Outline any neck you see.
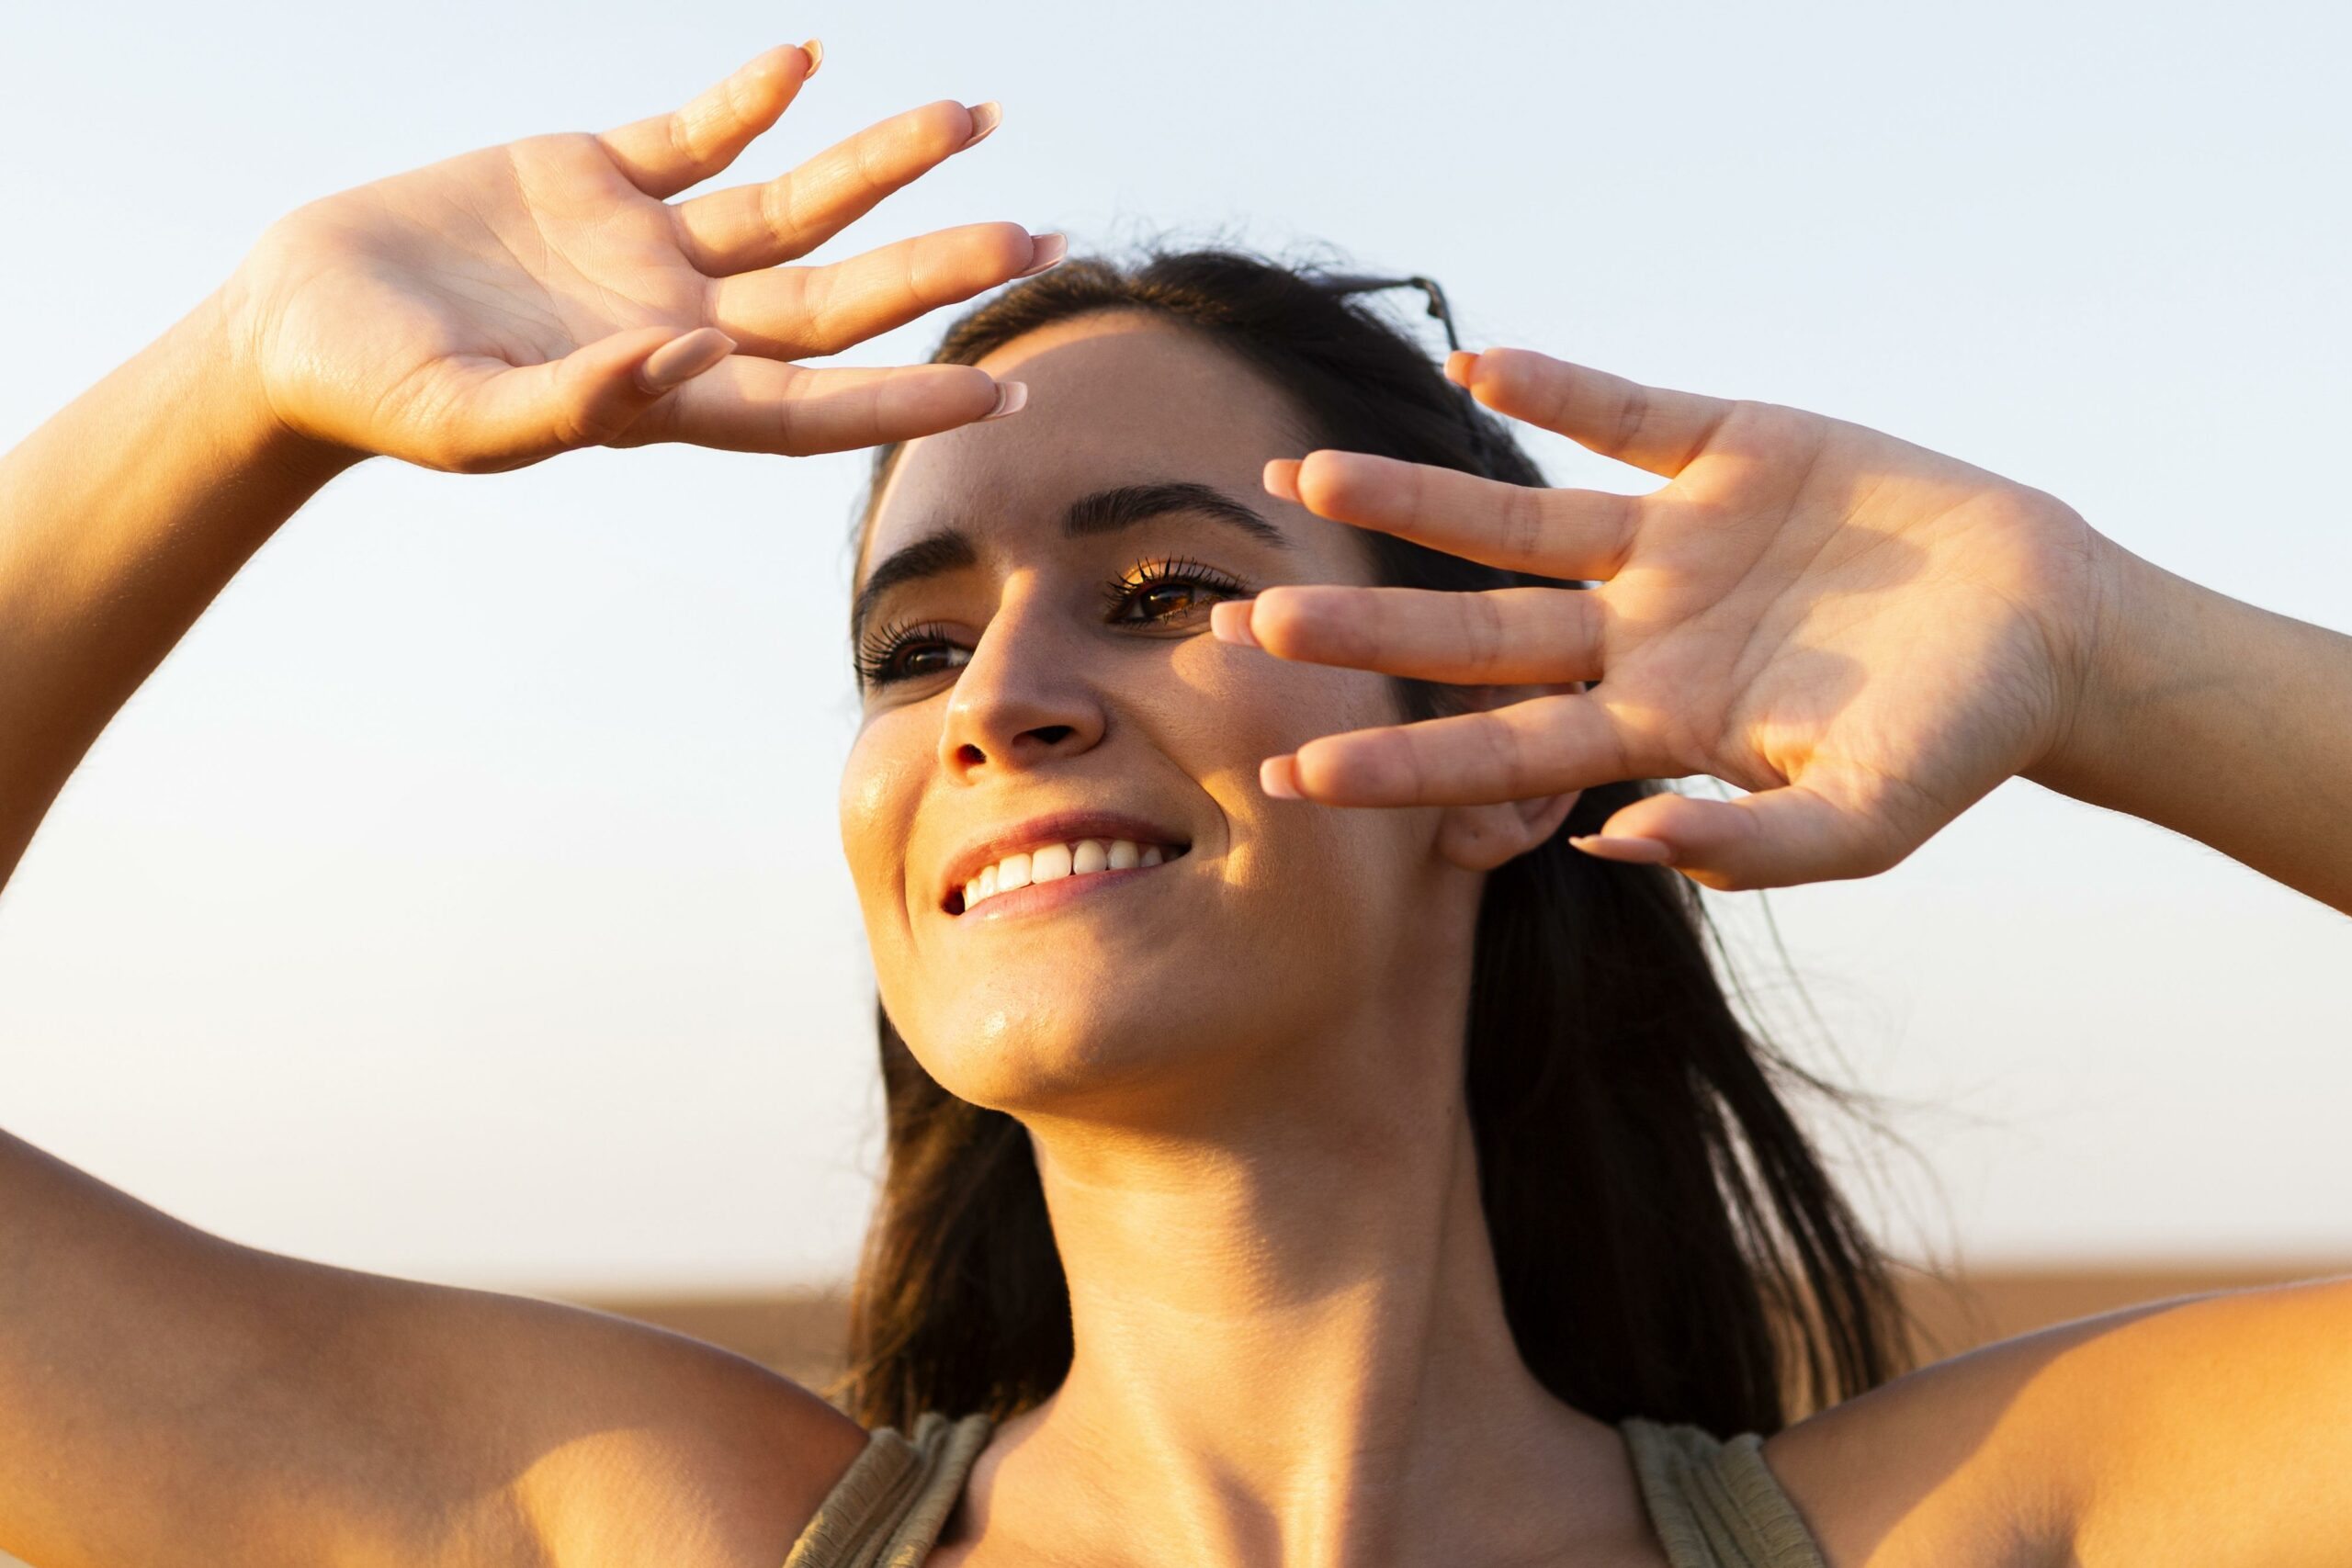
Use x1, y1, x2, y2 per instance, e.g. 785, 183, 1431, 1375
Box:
967, 931, 1648, 1566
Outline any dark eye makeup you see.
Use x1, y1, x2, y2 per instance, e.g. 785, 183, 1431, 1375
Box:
855, 556, 1252, 690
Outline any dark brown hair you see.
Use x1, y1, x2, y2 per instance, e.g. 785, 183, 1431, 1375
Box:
828, 248, 1911, 1438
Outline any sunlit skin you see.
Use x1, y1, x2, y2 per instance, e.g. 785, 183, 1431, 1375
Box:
227, 41, 1050, 475
5, 40, 2352, 1568
841, 313, 2352, 1566
841, 314, 1613, 1565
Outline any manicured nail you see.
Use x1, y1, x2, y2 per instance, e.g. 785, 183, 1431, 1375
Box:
800, 39, 823, 77
1567, 834, 1675, 864
1015, 231, 1067, 277
1261, 755, 1304, 800
979, 380, 1028, 422
960, 101, 1002, 152
1210, 600, 1260, 648
637, 328, 736, 393
1262, 458, 1303, 502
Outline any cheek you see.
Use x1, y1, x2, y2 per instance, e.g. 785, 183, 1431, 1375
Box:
1167, 623, 1401, 744
838, 709, 934, 919
1163, 632, 1423, 890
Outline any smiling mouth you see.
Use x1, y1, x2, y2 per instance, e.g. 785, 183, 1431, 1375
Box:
949, 836, 1191, 916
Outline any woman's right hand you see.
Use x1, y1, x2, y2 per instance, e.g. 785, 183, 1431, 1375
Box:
217, 42, 1047, 475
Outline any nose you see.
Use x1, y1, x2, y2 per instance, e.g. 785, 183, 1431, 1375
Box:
936, 581, 1106, 781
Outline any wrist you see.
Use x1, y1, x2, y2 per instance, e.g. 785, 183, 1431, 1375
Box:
2021, 531, 2173, 809
191, 271, 365, 493
2021, 536, 2260, 829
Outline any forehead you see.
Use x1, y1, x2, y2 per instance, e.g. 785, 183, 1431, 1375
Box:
859, 312, 1312, 579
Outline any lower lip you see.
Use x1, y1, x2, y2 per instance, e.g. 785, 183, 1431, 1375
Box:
954, 856, 1182, 922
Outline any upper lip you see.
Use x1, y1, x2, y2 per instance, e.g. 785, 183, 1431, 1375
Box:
937, 808, 1190, 908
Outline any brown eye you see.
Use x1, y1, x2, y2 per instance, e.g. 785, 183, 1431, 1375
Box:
856, 620, 969, 688
897, 643, 965, 677
1102, 557, 1249, 626
1135, 581, 1204, 618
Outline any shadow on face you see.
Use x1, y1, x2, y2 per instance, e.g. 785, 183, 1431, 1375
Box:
836, 313, 1487, 1126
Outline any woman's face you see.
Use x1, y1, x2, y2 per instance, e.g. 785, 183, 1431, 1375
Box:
840, 312, 1487, 1118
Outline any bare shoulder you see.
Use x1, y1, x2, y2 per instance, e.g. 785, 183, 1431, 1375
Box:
242, 1248, 874, 1567
1761, 1272, 2352, 1568
0, 1129, 872, 1568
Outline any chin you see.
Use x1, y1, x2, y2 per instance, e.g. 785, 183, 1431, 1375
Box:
889, 978, 1232, 1116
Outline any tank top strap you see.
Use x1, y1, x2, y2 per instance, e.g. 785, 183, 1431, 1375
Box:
781, 1409, 995, 1568
1620, 1416, 1828, 1568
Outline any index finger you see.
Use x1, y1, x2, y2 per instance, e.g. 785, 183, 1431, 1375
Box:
597, 42, 818, 200
618, 358, 1020, 457
1272, 450, 1638, 581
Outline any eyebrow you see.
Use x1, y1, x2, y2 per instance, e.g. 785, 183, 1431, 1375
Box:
850, 480, 1292, 648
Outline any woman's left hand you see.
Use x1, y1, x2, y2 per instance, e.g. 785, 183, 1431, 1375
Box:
1214, 346, 2124, 893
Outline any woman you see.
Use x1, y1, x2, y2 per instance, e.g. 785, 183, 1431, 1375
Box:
3, 43, 2346, 1568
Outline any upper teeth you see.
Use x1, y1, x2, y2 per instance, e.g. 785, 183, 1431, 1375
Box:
962, 838, 1169, 911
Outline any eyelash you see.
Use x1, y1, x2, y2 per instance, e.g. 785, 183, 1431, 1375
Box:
855, 556, 1251, 688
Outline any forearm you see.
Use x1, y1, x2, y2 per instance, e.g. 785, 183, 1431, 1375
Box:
0, 285, 356, 895
2028, 540, 2352, 916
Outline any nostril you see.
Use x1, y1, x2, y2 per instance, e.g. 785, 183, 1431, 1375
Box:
1028, 724, 1076, 746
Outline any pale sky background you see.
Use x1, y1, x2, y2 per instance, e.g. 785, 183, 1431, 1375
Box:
0, 0, 2346, 1295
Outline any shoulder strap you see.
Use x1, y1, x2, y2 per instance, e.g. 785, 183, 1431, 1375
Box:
1621, 1417, 1827, 1568
782, 1410, 995, 1568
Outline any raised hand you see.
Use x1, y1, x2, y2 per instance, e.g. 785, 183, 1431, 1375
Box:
1215, 347, 2123, 893
217, 43, 1051, 473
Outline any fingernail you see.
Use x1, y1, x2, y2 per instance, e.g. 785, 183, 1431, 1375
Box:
800, 38, 824, 77
1014, 231, 1067, 277
1262, 458, 1303, 502
637, 328, 736, 393
1210, 600, 1260, 648
1261, 755, 1304, 800
1567, 834, 1675, 864
960, 101, 1002, 152
1444, 349, 1479, 388
979, 380, 1028, 422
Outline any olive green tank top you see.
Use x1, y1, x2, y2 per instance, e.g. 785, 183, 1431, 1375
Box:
779, 1410, 1826, 1568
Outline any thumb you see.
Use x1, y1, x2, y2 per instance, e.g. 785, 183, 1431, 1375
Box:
427, 326, 736, 473
1570, 767, 1955, 892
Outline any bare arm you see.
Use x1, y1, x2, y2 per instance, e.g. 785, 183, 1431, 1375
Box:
0, 1127, 867, 1568
2025, 544, 2352, 916
1766, 1272, 2352, 1567
0, 289, 349, 896
1, 43, 1038, 1566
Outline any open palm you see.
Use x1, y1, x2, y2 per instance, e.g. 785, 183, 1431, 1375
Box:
220, 44, 1046, 473
1224, 347, 2120, 892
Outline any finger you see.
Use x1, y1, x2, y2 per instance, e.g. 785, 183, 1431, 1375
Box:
422, 326, 737, 473
1569, 764, 1962, 892
1449, 346, 1735, 479
673, 98, 1000, 275
1272, 449, 1639, 579
597, 43, 816, 200
708, 223, 1058, 358
1219, 584, 1603, 684
619, 356, 1023, 456
1273, 693, 1642, 808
